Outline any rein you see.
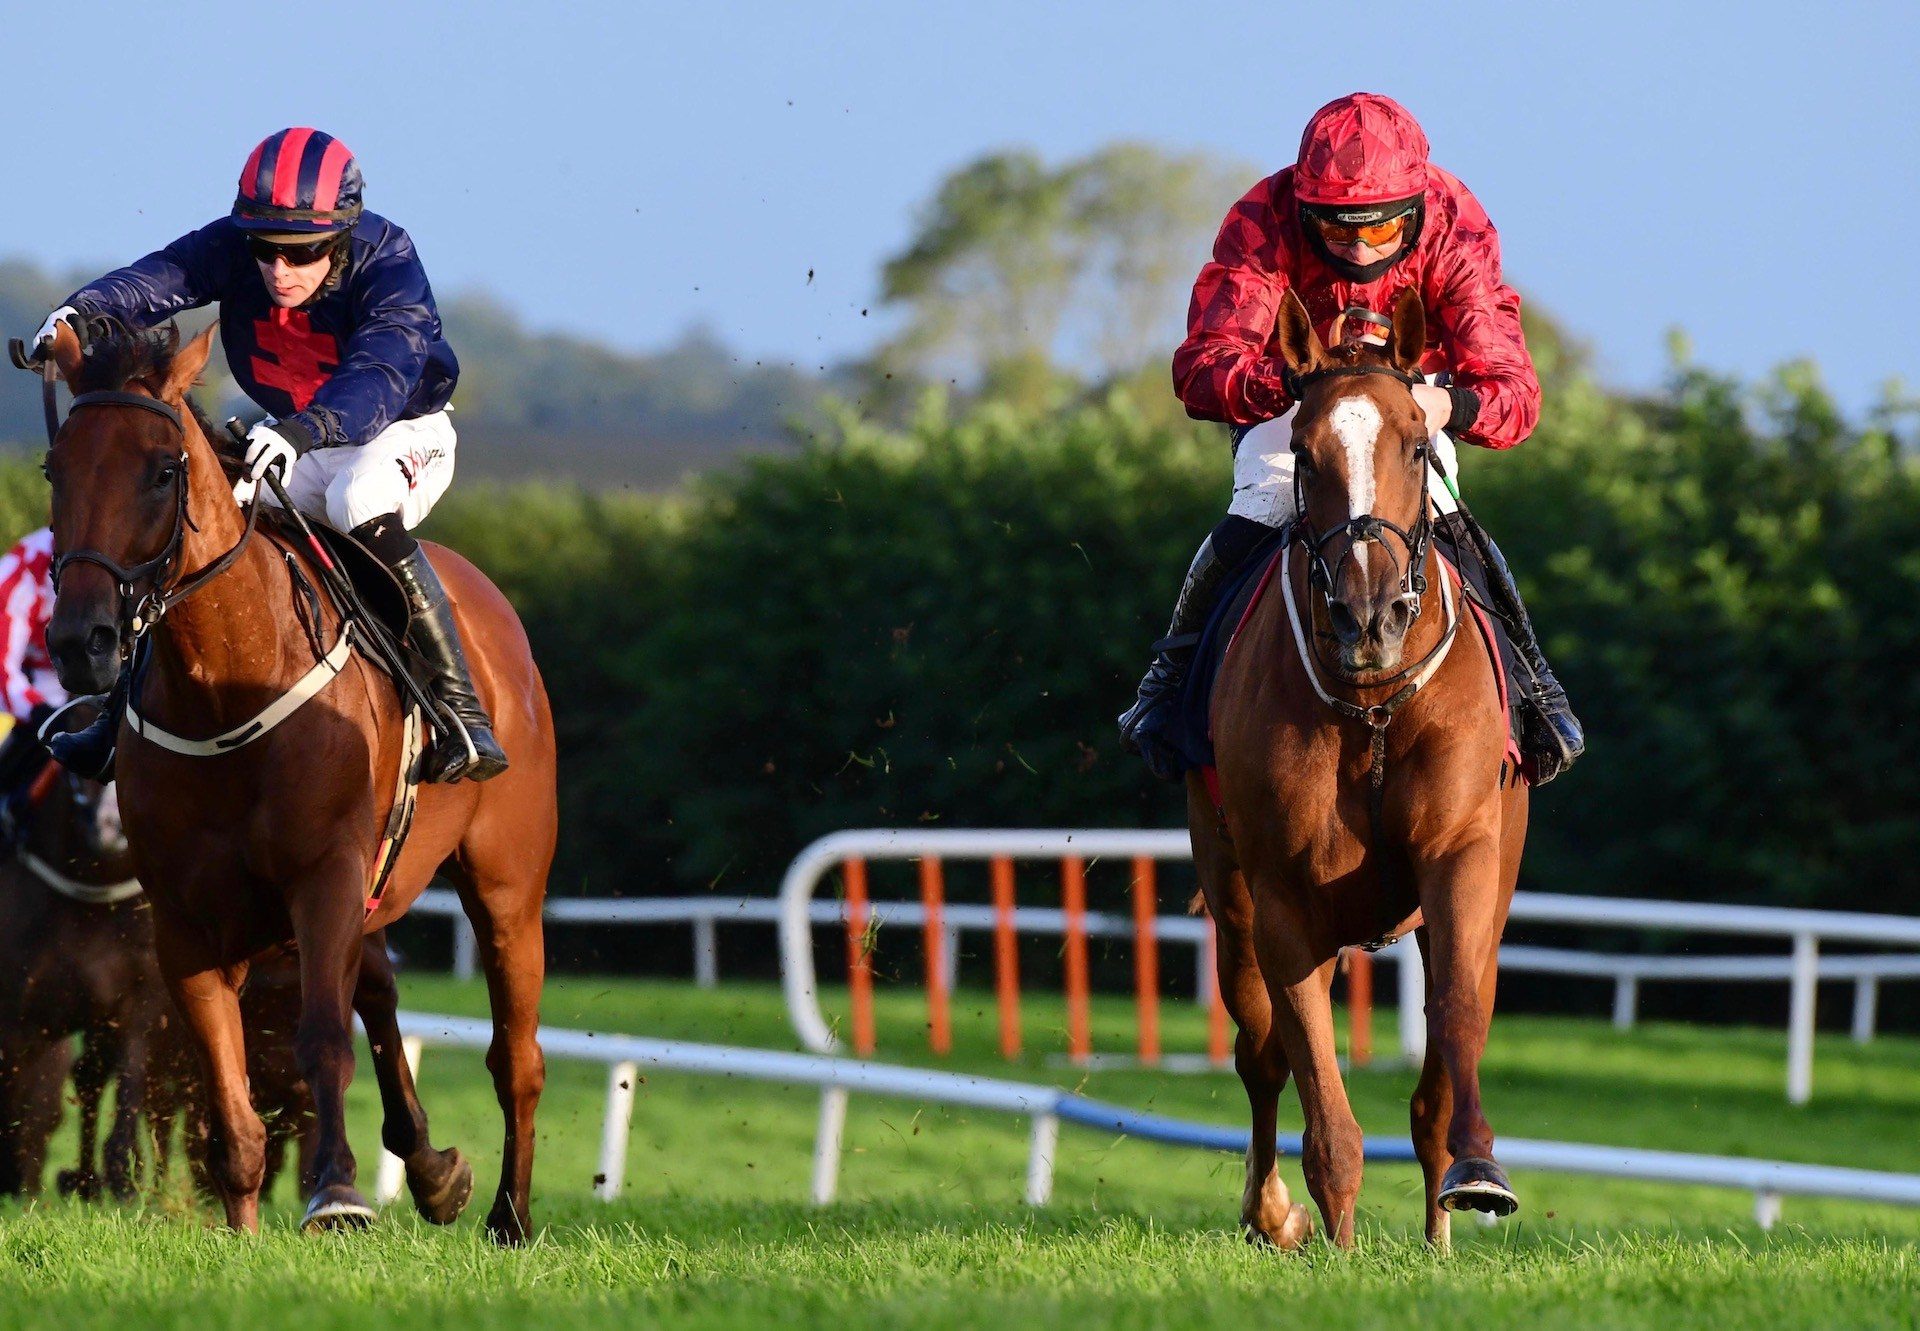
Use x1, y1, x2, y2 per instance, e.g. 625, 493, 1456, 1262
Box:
1281, 361, 1461, 846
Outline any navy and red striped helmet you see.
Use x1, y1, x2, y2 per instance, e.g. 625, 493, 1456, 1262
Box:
231, 127, 363, 237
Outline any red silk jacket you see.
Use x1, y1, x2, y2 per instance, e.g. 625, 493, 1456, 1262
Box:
1173, 165, 1541, 450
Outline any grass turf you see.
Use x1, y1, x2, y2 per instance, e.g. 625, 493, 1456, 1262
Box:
1, 974, 1915, 1329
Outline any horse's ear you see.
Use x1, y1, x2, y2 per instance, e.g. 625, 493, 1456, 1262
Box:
1388, 289, 1426, 374
160, 322, 217, 402
48, 321, 83, 386
1274, 289, 1326, 376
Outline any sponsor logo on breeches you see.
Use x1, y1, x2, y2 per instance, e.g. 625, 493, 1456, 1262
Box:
395, 446, 446, 492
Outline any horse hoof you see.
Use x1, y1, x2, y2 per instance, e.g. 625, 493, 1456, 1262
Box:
1243, 1200, 1314, 1251
485, 1198, 531, 1247
1438, 1156, 1518, 1216
301, 1185, 377, 1233
408, 1147, 474, 1225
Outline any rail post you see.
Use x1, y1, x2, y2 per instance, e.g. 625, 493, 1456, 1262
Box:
990, 857, 1022, 1059
1131, 856, 1161, 1066
693, 914, 719, 988
1612, 974, 1638, 1031
1852, 976, 1878, 1044
1788, 931, 1818, 1104
1025, 1112, 1059, 1206
1061, 857, 1091, 1063
812, 1086, 849, 1204
1396, 932, 1426, 1063
1346, 949, 1373, 1067
596, 1059, 640, 1200
453, 916, 477, 981
843, 859, 876, 1058
919, 857, 952, 1056
1203, 916, 1230, 1067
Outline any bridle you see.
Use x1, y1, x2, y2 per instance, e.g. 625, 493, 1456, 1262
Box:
1278, 360, 1464, 852
1285, 362, 1440, 649
31, 357, 260, 648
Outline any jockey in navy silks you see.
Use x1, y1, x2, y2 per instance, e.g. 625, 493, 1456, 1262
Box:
31, 127, 506, 784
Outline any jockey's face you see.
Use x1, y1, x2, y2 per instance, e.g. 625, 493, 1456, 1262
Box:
255, 250, 331, 308
1322, 231, 1405, 267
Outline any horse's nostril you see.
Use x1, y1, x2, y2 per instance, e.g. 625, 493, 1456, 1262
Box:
84, 625, 117, 661
1384, 599, 1412, 636
1327, 600, 1363, 645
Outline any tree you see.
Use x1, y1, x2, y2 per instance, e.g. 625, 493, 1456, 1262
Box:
874, 145, 1252, 407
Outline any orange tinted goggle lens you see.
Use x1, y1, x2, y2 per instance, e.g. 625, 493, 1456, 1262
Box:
1315, 214, 1409, 247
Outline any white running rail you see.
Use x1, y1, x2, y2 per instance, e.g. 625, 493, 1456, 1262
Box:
772, 829, 1920, 1104
388, 1009, 1920, 1230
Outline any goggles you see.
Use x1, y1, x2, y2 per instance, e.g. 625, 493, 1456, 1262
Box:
1309, 210, 1413, 249
245, 233, 342, 267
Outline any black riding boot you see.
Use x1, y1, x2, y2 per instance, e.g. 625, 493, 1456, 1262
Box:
388, 545, 509, 783
1118, 524, 1253, 781
1436, 512, 1584, 784
45, 668, 132, 782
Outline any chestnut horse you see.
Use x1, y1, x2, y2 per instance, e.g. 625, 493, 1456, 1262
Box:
37, 322, 556, 1242
1196, 290, 1526, 1251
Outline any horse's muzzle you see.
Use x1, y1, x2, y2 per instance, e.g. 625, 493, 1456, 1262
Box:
46, 591, 124, 697
1328, 590, 1415, 673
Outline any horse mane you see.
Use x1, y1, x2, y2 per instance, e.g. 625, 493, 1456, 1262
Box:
70, 319, 240, 469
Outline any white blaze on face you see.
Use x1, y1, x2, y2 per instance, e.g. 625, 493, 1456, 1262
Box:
1328, 395, 1383, 574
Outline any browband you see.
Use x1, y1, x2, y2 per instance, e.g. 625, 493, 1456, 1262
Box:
67, 391, 183, 433
1282, 362, 1422, 400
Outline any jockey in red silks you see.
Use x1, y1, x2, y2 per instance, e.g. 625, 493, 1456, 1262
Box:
0, 527, 66, 802
1118, 92, 1584, 783
29, 128, 505, 784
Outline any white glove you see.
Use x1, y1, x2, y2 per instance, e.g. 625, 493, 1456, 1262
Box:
32, 306, 78, 359
232, 420, 302, 505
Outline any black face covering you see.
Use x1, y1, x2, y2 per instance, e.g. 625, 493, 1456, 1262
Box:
1301, 200, 1426, 284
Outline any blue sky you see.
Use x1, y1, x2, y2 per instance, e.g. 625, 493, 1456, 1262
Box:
3, 1, 1915, 414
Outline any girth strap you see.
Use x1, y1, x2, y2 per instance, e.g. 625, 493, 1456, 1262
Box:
127, 622, 354, 756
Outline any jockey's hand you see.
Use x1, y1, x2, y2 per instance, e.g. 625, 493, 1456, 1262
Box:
232, 420, 309, 505
1411, 383, 1453, 438
30, 306, 78, 361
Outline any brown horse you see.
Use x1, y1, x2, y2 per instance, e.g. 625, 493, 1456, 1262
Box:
38, 322, 557, 1242
0, 760, 159, 1199
1195, 290, 1527, 1251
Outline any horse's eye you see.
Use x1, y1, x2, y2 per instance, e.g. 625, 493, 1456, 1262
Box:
154, 463, 180, 490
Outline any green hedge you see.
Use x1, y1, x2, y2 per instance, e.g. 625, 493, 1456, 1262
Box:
7, 356, 1915, 921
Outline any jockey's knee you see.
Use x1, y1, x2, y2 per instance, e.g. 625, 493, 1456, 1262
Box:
1210, 514, 1272, 568
324, 469, 406, 537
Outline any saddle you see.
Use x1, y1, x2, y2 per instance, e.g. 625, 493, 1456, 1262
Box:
1164, 527, 1524, 782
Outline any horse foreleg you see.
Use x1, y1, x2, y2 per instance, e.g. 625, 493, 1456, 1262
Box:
446, 862, 547, 1246
58, 1030, 113, 1201
1190, 788, 1312, 1249
1252, 896, 1361, 1248
1408, 925, 1455, 1250
103, 1019, 150, 1201
287, 864, 375, 1231
355, 930, 473, 1223
1416, 840, 1518, 1218
156, 944, 265, 1232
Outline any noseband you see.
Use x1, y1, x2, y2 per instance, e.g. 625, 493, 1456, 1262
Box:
1285, 363, 1439, 631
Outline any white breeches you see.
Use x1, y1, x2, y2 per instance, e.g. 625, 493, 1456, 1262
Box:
1227, 406, 1461, 527
266, 410, 458, 533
